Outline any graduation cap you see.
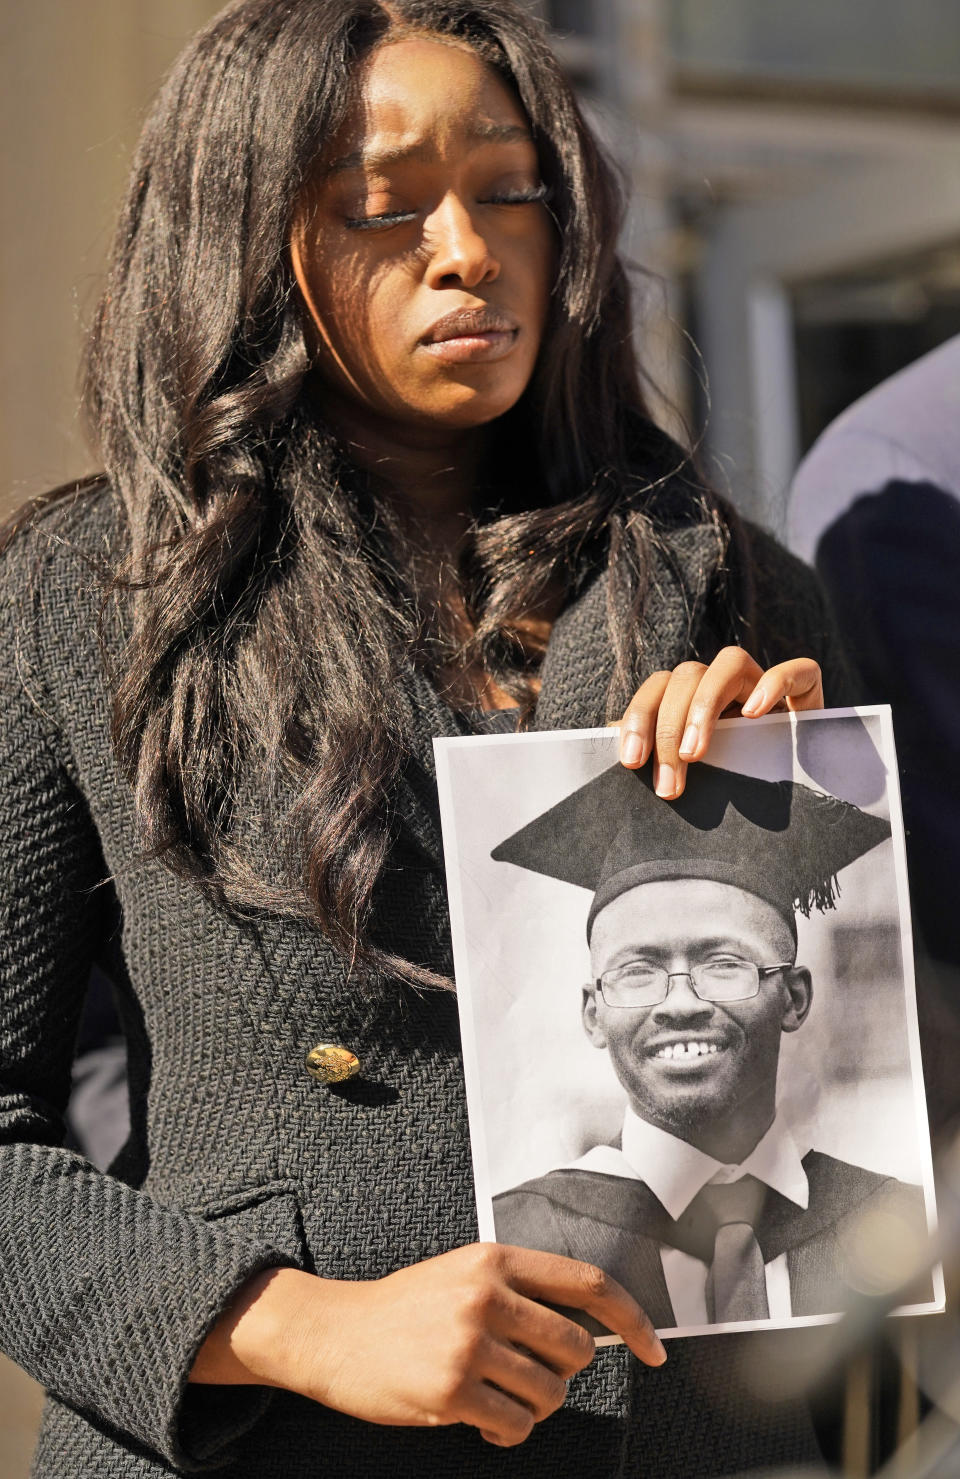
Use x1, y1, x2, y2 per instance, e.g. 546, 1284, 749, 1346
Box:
491, 762, 891, 940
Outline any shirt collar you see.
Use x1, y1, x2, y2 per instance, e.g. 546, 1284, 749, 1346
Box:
572, 1108, 810, 1220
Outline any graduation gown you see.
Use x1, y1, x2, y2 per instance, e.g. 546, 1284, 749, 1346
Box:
494, 1151, 930, 1330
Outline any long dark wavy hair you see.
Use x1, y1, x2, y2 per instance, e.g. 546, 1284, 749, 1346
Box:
30, 0, 753, 987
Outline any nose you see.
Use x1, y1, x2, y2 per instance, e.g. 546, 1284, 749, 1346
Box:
423, 191, 500, 290
650, 972, 715, 1024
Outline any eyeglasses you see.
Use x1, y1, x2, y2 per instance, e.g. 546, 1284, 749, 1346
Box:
596, 957, 793, 1009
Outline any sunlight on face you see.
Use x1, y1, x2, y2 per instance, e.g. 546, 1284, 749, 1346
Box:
290, 36, 556, 436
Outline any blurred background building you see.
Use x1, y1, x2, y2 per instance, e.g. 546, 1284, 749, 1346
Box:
1, 2, 959, 1472
528, 0, 960, 529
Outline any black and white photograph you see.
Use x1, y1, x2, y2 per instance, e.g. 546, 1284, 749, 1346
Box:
435, 707, 944, 1340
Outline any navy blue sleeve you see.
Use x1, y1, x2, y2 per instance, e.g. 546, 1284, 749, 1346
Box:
814, 480, 960, 971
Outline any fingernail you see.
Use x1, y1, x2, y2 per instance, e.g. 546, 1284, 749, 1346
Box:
741, 687, 765, 716
679, 724, 698, 758
652, 1336, 668, 1365
620, 730, 644, 766
655, 763, 676, 798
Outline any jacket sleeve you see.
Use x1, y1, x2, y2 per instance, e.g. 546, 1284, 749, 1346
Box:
814, 480, 960, 964
0, 527, 300, 1472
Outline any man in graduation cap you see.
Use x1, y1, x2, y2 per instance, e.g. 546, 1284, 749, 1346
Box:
491, 760, 927, 1330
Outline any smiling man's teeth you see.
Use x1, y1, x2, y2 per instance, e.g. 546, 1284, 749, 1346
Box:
655, 1042, 720, 1060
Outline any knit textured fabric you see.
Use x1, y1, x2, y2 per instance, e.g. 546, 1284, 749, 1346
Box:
0, 480, 852, 1477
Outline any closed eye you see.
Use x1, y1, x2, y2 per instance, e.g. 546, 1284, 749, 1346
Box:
344, 183, 551, 231
344, 209, 418, 231
482, 183, 551, 207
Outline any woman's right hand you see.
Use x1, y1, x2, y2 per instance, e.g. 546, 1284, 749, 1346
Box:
191, 1243, 666, 1447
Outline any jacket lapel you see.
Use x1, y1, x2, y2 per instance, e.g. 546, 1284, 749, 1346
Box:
392, 661, 471, 864
533, 520, 725, 732
531, 568, 615, 731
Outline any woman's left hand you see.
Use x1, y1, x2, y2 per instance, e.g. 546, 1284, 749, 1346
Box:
613, 647, 823, 799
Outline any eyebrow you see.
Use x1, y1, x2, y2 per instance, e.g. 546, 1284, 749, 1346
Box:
600, 938, 760, 967
325, 122, 534, 177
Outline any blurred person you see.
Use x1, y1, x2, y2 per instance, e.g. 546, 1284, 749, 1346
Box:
788, 334, 960, 972
0, 2, 856, 1475
788, 335, 960, 1131
493, 760, 926, 1330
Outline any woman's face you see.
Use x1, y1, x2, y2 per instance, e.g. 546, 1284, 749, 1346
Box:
290, 36, 556, 436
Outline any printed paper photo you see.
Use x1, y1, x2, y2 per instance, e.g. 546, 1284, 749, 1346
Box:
434, 708, 943, 1340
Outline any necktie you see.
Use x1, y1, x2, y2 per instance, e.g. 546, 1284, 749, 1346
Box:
689, 1178, 770, 1323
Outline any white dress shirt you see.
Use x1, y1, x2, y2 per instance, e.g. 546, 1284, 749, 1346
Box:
564, 1108, 810, 1326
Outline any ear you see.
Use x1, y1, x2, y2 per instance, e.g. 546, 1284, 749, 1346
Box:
582, 983, 608, 1049
781, 966, 812, 1033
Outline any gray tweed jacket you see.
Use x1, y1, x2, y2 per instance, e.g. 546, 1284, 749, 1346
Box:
0, 483, 852, 1478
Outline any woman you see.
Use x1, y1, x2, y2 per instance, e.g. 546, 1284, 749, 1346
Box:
0, 1, 846, 1475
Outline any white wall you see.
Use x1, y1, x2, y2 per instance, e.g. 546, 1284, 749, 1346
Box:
0, 1, 224, 515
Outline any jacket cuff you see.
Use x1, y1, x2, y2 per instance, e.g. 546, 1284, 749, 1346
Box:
164, 1185, 308, 1472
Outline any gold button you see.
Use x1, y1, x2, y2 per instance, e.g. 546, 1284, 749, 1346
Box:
306, 1043, 361, 1084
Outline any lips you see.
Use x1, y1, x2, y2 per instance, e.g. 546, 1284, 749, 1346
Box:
420, 306, 518, 344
